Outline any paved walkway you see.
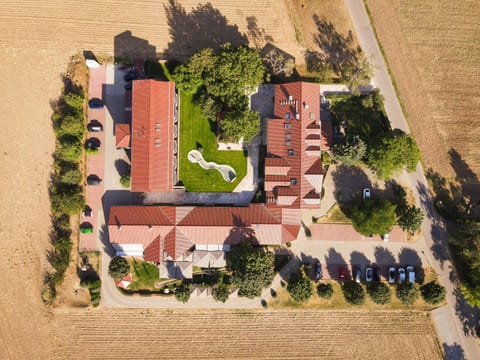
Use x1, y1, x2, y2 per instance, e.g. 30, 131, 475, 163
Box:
346, 1, 479, 358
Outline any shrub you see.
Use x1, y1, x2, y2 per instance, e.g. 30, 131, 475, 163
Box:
317, 283, 334, 299
287, 274, 314, 303
108, 256, 129, 279
212, 284, 230, 303
366, 281, 391, 304
175, 283, 191, 303
342, 281, 365, 305
60, 168, 82, 185
420, 281, 446, 305
396, 282, 418, 305
120, 174, 131, 188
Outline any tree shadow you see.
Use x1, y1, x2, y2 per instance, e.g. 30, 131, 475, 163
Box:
246, 16, 273, 50
114, 30, 157, 62
324, 247, 350, 281
443, 342, 465, 360
453, 287, 479, 337
331, 164, 371, 204
374, 246, 396, 265
349, 251, 370, 278
225, 214, 259, 245
311, 15, 360, 78
162, 0, 248, 61
114, 159, 130, 177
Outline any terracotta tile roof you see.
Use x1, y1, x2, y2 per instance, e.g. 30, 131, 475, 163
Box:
109, 206, 175, 226
144, 235, 161, 262
131, 80, 175, 192
265, 82, 324, 208
321, 119, 332, 151
265, 157, 291, 176
115, 123, 131, 148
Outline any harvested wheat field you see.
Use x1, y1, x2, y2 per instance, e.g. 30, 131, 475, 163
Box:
0, 0, 443, 359
365, 0, 480, 186
54, 308, 442, 359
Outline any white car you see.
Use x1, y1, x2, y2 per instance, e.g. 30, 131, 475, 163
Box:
406, 266, 415, 283
355, 269, 361, 283
365, 267, 373, 282
388, 267, 396, 284
398, 267, 406, 284
382, 233, 390, 242
363, 188, 371, 200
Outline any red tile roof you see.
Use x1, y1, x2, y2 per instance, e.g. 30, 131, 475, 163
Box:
115, 123, 131, 148
131, 80, 175, 192
265, 82, 325, 208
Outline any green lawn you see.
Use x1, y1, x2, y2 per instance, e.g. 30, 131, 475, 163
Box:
128, 258, 166, 291
178, 92, 247, 192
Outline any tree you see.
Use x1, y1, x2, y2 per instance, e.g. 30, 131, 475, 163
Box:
343, 57, 374, 95
108, 256, 129, 279
350, 198, 397, 236
397, 205, 424, 235
56, 114, 85, 140
220, 110, 260, 143
56, 140, 82, 162
341, 281, 365, 305
175, 283, 191, 303
212, 284, 230, 303
60, 168, 82, 185
420, 281, 446, 305
173, 64, 203, 94
396, 282, 418, 305
287, 274, 313, 302
368, 129, 420, 179
263, 49, 295, 77
51, 190, 84, 216
317, 283, 334, 299
366, 281, 391, 304
227, 242, 275, 298
333, 136, 367, 166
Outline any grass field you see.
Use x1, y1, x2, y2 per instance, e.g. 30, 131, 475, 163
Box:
178, 92, 247, 192
128, 258, 166, 291
365, 0, 480, 187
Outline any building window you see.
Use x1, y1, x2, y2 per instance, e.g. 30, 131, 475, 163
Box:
310, 112, 315, 119
288, 149, 295, 156
284, 123, 291, 129
291, 178, 297, 185
285, 113, 291, 120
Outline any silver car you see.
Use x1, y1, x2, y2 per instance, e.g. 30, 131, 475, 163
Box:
388, 267, 396, 284
398, 267, 406, 284
365, 267, 373, 282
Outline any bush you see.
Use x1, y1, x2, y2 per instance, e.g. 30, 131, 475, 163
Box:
420, 281, 446, 305
287, 274, 313, 303
366, 282, 391, 304
120, 174, 131, 188
108, 256, 129, 279
175, 283, 191, 303
396, 282, 418, 305
317, 283, 334, 299
342, 281, 365, 305
212, 284, 230, 303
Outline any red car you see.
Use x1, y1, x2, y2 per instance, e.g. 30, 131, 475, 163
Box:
339, 267, 347, 280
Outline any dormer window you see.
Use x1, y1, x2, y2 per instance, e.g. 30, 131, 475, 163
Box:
290, 178, 297, 185
288, 149, 295, 156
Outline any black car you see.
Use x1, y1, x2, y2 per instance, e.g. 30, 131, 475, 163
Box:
88, 98, 104, 109
85, 137, 101, 150
315, 261, 322, 280
87, 120, 103, 132
86, 174, 101, 185
124, 82, 133, 90
123, 70, 139, 82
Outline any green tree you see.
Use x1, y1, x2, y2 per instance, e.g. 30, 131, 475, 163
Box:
56, 115, 85, 140
62, 92, 84, 115
368, 129, 420, 179
60, 168, 82, 185
343, 57, 374, 95
56, 141, 82, 163
366, 281, 391, 304
51, 190, 84, 216
220, 110, 260, 143
212, 284, 230, 303
341, 281, 365, 305
173, 64, 203, 94
332, 136, 367, 166
175, 282, 191, 303
263, 49, 295, 77
108, 256, 129, 279
317, 283, 334, 299
397, 205, 424, 235
350, 198, 397, 236
396, 282, 418, 305
420, 281, 446, 305
287, 274, 313, 302
228, 242, 275, 298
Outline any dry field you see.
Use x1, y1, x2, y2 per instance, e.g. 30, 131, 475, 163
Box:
0, 0, 443, 359
366, 0, 480, 188
53, 308, 442, 359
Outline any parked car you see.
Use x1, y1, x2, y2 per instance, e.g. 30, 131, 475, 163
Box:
315, 261, 322, 280
88, 97, 104, 109
382, 233, 390, 242
85, 137, 101, 150
407, 266, 416, 283
355, 269, 361, 283
339, 267, 347, 280
87, 174, 101, 185
123, 70, 139, 81
87, 120, 103, 132
124, 82, 133, 90
388, 267, 396, 284
365, 267, 373, 282
398, 267, 406, 284
363, 188, 371, 200
82, 206, 93, 218
80, 222, 93, 234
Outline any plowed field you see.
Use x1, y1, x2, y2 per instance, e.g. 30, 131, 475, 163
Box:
365, 0, 480, 185
54, 308, 441, 359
